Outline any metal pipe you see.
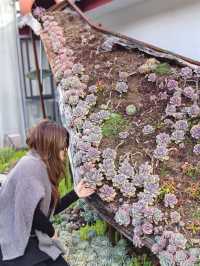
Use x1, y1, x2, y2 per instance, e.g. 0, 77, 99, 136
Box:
31, 32, 46, 118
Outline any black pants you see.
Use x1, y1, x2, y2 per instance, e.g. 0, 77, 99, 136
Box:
0, 238, 69, 266
36, 256, 69, 266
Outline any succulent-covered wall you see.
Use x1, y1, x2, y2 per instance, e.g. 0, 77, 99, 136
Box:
37, 5, 200, 265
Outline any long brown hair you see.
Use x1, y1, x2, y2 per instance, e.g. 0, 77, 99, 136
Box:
26, 119, 69, 206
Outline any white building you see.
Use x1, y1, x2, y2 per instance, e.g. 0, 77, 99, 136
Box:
87, 0, 200, 62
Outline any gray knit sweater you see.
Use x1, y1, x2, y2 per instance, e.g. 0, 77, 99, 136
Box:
0, 150, 66, 261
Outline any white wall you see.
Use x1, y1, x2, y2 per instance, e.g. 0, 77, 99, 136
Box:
0, 0, 26, 147
87, 0, 200, 61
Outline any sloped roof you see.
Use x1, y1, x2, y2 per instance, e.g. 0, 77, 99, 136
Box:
40, 0, 200, 262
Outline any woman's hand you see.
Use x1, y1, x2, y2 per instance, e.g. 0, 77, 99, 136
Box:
75, 179, 95, 198
52, 229, 59, 240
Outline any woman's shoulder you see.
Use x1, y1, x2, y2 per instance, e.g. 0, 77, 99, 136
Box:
9, 150, 47, 178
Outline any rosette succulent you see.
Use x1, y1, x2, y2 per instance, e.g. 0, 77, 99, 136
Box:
190, 124, 200, 139
102, 148, 117, 160
171, 130, 185, 144
114, 206, 131, 226
142, 222, 153, 235
159, 250, 175, 266
165, 104, 177, 117
147, 73, 157, 82
126, 104, 137, 116
187, 104, 200, 118
193, 144, 200, 155
174, 120, 188, 131
174, 251, 188, 264
98, 184, 116, 202
170, 211, 181, 224
72, 63, 84, 75
180, 67, 193, 79
164, 193, 178, 208
84, 168, 104, 187
169, 233, 187, 249
112, 174, 127, 188
183, 86, 195, 99
100, 158, 116, 180
156, 133, 171, 146
170, 95, 182, 107
118, 158, 135, 177
142, 124, 155, 135
120, 182, 136, 198
167, 79, 178, 91
115, 81, 128, 94
153, 145, 169, 161
118, 131, 129, 139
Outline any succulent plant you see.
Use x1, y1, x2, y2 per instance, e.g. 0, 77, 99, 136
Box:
153, 208, 164, 224
170, 233, 187, 249
88, 85, 98, 94
142, 125, 155, 135
193, 144, 200, 155
98, 184, 116, 202
164, 193, 178, 208
154, 145, 169, 161
156, 133, 171, 146
72, 63, 85, 75
85, 94, 97, 107
112, 174, 128, 188
126, 104, 137, 116
138, 58, 160, 74
159, 250, 175, 266
84, 168, 104, 187
72, 101, 90, 119
159, 92, 168, 100
119, 158, 135, 177
190, 124, 200, 139
131, 204, 143, 226
89, 110, 110, 125
147, 73, 157, 82
100, 159, 116, 180
174, 120, 188, 131
165, 104, 177, 117
170, 211, 181, 224
180, 67, 193, 79
80, 75, 89, 83
142, 222, 153, 235
61, 76, 82, 90
151, 243, 161, 254
115, 81, 128, 94
187, 104, 200, 118
120, 182, 136, 198
102, 148, 117, 160
170, 95, 182, 107
82, 147, 101, 163
171, 130, 185, 144
167, 79, 178, 91
139, 162, 153, 175
114, 206, 131, 226
118, 131, 129, 139
144, 175, 160, 195
166, 245, 177, 255
183, 86, 195, 99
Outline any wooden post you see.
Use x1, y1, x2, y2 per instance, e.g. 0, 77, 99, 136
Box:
108, 224, 116, 246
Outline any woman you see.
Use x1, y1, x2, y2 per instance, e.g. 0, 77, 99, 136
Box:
0, 120, 95, 266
